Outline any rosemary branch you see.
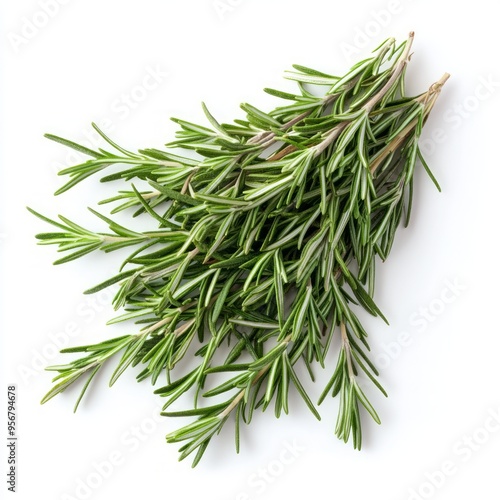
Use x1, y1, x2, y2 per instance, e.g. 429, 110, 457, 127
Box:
31, 33, 449, 465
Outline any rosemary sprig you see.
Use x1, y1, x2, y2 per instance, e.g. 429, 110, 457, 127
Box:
31, 33, 449, 466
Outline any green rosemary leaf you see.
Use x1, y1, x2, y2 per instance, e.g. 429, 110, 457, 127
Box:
40, 372, 86, 405
263, 88, 299, 100
84, 269, 137, 295
44, 133, 105, 158
417, 147, 441, 192
241, 103, 282, 128
149, 181, 202, 206
248, 343, 288, 372
109, 336, 148, 386
284, 355, 321, 420
161, 402, 229, 418
353, 381, 381, 424
53, 243, 102, 265
202, 373, 249, 398
73, 365, 101, 413
92, 123, 140, 159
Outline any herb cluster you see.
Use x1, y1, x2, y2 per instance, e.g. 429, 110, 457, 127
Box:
31, 33, 448, 466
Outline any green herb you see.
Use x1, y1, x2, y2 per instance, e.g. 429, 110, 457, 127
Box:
31, 32, 449, 466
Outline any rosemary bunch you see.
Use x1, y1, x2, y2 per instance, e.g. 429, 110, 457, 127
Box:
31, 32, 449, 466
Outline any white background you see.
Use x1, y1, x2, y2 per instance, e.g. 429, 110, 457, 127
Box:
1, 1, 499, 499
